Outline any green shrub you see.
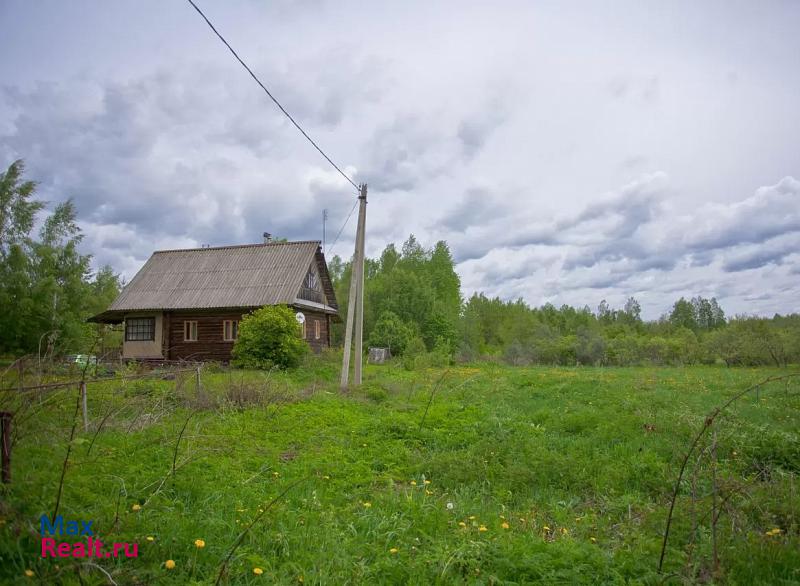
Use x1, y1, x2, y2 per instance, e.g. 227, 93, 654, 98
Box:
368, 310, 414, 355
232, 305, 308, 369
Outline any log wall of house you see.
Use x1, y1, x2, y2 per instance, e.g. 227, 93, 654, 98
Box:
164, 308, 331, 362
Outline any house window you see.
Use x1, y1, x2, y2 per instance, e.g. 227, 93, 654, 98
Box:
223, 320, 238, 341
305, 270, 318, 290
125, 317, 155, 341
314, 319, 320, 340
184, 321, 198, 342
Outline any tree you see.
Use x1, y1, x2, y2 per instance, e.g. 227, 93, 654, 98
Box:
669, 298, 698, 331
232, 305, 308, 369
368, 310, 414, 355
0, 161, 117, 355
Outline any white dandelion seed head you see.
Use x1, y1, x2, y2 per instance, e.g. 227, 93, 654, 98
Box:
446, 502, 454, 510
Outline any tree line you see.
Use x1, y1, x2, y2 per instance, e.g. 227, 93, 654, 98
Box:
329, 236, 800, 367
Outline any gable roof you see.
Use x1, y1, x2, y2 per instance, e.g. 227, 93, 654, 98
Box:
90, 240, 338, 322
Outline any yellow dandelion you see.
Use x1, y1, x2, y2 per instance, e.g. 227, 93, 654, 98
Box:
25, 570, 34, 577
253, 567, 264, 575
363, 502, 372, 508
323, 475, 330, 480
458, 521, 467, 528
469, 515, 476, 520
389, 547, 399, 554
501, 522, 510, 529
423, 480, 431, 485
543, 525, 551, 532
194, 539, 205, 549
561, 527, 568, 535
298, 576, 304, 583
131, 503, 141, 511
590, 537, 597, 543
425, 489, 433, 495
273, 471, 280, 477
146, 536, 155, 542
478, 525, 488, 532
165, 560, 176, 570
410, 480, 417, 486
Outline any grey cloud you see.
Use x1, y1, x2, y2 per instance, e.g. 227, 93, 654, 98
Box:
685, 177, 800, 252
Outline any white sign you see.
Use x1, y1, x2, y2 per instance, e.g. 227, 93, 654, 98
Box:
295, 312, 306, 324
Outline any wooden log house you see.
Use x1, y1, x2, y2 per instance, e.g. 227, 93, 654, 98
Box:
89, 240, 339, 361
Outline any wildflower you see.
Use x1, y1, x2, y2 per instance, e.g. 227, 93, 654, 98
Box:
273, 471, 280, 477
363, 502, 372, 508
478, 525, 488, 532
146, 536, 155, 542
410, 480, 417, 486
194, 539, 205, 549
298, 576, 304, 583
253, 567, 264, 575
543, 526, 551, 532
561, 527, 568, 535
765, 528, 783, 536
323, 475, 330, 480
423, 480, 431, 485
469, 515, 476, 520
458, 521, 467, 528
590, 537, 597, 543
501, 522, 510, 529
389, 547, 399, 554
425, 489, 433, 495
131, 504, 141, 511
25, 570, 34, 577
165, 560, 176, 570
446, 502, 454, 510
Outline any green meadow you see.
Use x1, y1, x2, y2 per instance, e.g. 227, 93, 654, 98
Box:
1, 360, 798, 585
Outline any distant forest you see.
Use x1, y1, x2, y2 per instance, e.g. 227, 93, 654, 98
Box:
2, 159, 798, 366
329, 236, 800, 367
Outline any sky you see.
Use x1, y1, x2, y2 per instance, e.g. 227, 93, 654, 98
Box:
1, 0, 798, 319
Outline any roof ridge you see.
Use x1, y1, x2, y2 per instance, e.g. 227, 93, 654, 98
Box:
153, 240, 321, 254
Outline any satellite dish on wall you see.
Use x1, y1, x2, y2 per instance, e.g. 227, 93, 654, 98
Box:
295, 312, 306, 324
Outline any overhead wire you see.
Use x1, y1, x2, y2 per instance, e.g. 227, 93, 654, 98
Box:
326, 198, 359, 258
186, 0, 359, 192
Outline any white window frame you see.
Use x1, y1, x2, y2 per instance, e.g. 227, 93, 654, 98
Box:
183, 320, 198, 342
314, 319, 321, 340
223, 320, 238, 341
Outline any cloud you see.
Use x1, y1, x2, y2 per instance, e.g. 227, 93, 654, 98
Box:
684, 176, 800, 252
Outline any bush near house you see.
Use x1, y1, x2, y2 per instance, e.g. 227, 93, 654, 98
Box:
232, 305, 308, 369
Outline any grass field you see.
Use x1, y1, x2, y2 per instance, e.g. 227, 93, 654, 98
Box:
1, 359, 799, 584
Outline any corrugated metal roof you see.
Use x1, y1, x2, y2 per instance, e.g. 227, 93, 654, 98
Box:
107, 241, 328, 312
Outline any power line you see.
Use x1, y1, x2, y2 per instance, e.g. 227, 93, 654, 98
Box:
186, 0, 359, 191
326, 198, 359, 258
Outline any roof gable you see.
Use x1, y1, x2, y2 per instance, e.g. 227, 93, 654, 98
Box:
105, 241, 337, 313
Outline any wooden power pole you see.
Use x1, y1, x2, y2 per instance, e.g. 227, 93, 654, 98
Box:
340, 184, 368, 389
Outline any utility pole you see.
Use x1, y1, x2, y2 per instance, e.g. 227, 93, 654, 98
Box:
340, 184, 367, 389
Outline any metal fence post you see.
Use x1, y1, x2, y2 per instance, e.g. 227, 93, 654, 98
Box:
81, 381, 88, 432
1, 411, 11, 484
